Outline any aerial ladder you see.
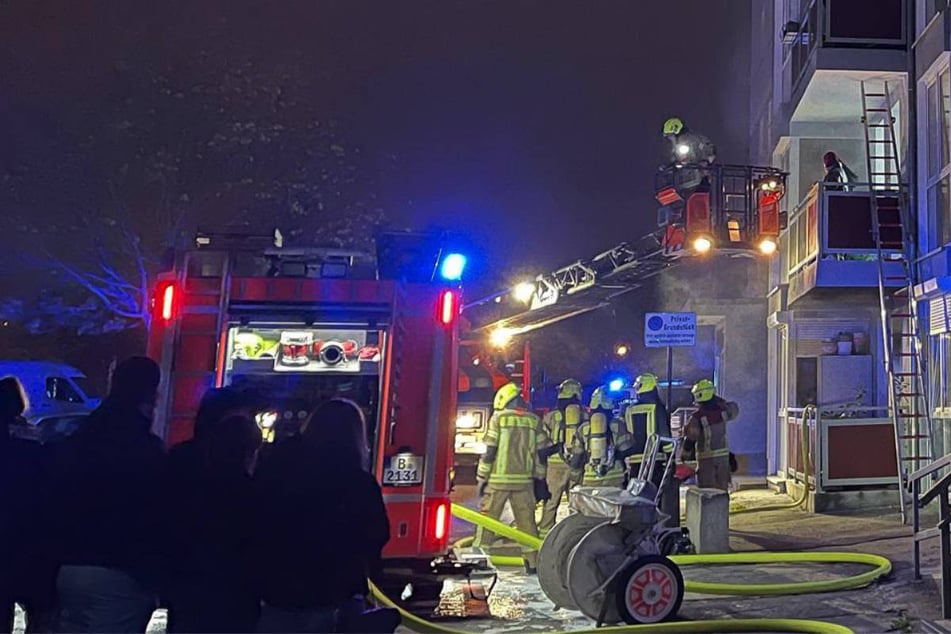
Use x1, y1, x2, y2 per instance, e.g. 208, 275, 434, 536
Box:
463, 163, 788, 338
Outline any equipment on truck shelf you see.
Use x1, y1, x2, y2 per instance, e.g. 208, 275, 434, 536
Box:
537, 435, 691, 625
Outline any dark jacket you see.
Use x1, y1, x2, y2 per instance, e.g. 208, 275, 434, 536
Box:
48, 398, 167, 589
163, 440, 259, 633
253, 437, 389, 610
1, 417, 55, 607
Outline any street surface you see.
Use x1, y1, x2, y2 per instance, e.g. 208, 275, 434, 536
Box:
12, 486, 946, 633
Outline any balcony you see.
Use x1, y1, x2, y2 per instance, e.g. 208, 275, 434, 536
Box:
782, 405, 897, 505
780, 182, 906, 304
782, 0, 907, 123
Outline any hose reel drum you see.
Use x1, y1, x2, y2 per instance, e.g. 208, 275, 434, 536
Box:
537, 435, 690, 625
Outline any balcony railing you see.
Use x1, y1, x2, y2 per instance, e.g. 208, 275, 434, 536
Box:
782, 0, 907, 98
780, 181, 906, 301
783, 404, 896, 493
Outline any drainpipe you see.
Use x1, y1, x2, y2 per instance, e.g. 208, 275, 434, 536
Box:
906, 0, 918, 270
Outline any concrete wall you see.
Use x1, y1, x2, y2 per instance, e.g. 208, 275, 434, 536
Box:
657, 258, 770, 476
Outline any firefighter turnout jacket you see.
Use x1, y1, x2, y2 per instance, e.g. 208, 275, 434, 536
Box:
478, 407, 551, 490
572, 410, 633, 486
685, 396, 739, 461
623, 390, 672, 464
542, 400, 585, 467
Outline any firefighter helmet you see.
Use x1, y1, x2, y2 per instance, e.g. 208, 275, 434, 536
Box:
663, 117, 684, 135
692, 379, 716, 403
557, 378, 582, 400
589, 386, 615, 411
494, 382, 521, 410
633, 372, 658, 394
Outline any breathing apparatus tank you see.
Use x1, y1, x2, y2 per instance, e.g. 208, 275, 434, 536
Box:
588, 411, 614, 477
562, 402, 582, 460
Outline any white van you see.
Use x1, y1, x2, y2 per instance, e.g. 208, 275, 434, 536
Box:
0, 361, 101, 423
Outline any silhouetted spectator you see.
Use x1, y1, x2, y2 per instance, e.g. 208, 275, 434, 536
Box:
164, 409, 262, 633
0, 377, 56, 634
49, 356, 166, 633
253, 399, 390, 633
193, 386, 264, 441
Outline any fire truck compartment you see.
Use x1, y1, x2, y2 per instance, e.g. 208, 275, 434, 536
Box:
221, 325, 384, 447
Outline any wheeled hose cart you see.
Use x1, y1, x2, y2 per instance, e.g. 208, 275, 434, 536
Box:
538, 436, 691, 626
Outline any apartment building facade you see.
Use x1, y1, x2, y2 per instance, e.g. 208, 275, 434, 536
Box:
749, 0, 937, 509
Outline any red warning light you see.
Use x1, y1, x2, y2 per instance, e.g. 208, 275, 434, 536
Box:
438, 290, 458, 326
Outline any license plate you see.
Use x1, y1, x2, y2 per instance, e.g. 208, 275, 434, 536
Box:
383, 453, 423, 486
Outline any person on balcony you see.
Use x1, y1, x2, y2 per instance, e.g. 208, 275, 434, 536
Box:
823, 151, 859, 191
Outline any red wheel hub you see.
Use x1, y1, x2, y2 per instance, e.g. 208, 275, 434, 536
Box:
625, 564, 675, 621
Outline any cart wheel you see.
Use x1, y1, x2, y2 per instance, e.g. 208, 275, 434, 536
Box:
614, 555, 684, 624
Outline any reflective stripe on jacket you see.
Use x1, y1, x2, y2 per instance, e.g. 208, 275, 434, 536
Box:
477, 409, 550, 489
624, 398, 672, 462
688, 403, 729, 460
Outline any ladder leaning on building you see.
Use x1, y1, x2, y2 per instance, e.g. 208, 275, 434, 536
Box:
861, 79, 936, 524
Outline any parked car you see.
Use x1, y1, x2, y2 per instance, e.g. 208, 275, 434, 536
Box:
8, 413, 87, 445
0, 361, 100, 423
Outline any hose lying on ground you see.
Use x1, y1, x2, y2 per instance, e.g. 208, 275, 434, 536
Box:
451, 503, 891, 596
368, 580, 856, 634
395, 505, 890, 633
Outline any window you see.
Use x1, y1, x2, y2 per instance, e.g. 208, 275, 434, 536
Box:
45, 377, 85, 404
924, 67, 951, 249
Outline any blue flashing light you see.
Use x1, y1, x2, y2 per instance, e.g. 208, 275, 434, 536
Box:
608, 378, 626, 393
439, 253, 467, 281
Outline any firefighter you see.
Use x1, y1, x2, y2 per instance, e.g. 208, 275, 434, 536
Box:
623, 372, 672, 486
538, 379, 585, 537
663, 117, 717, 166
683, 379, 739, 492
475, 383, 552, 573
572, 387, 634, 489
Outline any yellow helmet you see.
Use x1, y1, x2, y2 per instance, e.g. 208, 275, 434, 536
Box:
494, 382, 521, 410
557, 378, 582, 400
589, 386, 615, 411
633, 372, 658, 394
692, 379, 716, 403
663, 117, 684, 135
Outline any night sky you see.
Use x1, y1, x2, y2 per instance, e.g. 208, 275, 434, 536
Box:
1, 0, 751, 291
0, 1, 753, 382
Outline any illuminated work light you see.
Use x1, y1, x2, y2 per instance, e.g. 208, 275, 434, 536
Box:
692, 236, 713, 254
490, 327, 513, 348
758, 238, 778, 256
439, 253, 467, 281
513, 282, 535, 304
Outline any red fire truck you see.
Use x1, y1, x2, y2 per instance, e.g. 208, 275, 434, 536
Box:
147, 229, 466, 579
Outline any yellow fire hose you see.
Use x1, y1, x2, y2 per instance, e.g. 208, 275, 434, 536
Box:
368, 579, 854, 634
379, 500, 894, 634
731, 405, 815, 515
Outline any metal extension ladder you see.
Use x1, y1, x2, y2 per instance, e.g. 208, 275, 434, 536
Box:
861, 79, 935, 523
